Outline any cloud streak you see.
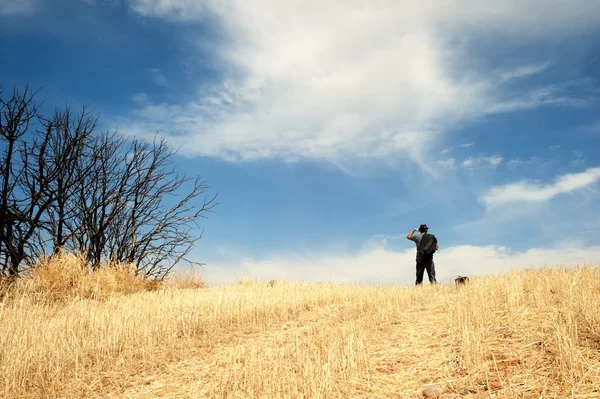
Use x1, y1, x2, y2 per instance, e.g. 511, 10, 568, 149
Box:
437, 155, 503, 169
203, 243, 600, 286
119, 0, 600, 165
149, 68, 169, 87
481, 167, 600, 207
0, 0, 36, 16
462, 155, 503, 168
500, 62, 550, 82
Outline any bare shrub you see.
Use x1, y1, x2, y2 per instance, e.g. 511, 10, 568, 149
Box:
164, 267, 206, 290
12, 251, 158, 303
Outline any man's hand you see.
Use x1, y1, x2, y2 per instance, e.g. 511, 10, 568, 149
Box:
407, 228, 418, 240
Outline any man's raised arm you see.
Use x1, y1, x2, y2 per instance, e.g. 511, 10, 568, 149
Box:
407, 228, 418, 240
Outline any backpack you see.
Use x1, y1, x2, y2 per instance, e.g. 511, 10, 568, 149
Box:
417, 233, 437, 262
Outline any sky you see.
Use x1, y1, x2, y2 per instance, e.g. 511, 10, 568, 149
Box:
1, 0, 600, 285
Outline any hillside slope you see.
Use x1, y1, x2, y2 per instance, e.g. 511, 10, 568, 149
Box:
1, 265, 599, 398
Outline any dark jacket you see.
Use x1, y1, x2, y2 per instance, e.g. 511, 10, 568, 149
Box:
416, 233, 437, 263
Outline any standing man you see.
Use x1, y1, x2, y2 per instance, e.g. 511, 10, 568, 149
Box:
407, 224, 438, 285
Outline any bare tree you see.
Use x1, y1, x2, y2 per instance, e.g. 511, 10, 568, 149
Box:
0, 84, 217, 278
74, 136, 217, 278
0, 85, 40, 275
1, 88, 99, 274
108, 137, 217, 278
44, 106, 98, 255
68, 130, 133, 268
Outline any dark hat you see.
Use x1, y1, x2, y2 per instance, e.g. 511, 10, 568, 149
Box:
418, 224, 429, 232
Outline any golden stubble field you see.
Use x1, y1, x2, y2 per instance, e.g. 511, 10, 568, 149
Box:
1, 254, 599, 399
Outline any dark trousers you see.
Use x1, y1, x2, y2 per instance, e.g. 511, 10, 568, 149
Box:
416, 259, 436, 285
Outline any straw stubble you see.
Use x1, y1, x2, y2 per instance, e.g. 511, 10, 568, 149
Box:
1, 255, 599, 398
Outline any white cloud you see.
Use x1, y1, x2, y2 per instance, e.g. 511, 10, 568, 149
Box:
571, 151, 585, 166
131, 92, 152, 106
575, 120, 600, 136
440, 143, 474, 155
500, 62, 550, 82
485, 85, 592, 114
506, 159, 521, 169
149, 68, 169, 87
437, 158, 457, 169
121, 0, 600, 164
549, 144, 561, 150
487, 156, 503, 167
202, 243, 600, 286
482, 167, 600, 207
129, 0, 600, 30
461, 158, 475, 168
506, 155, 543, 169
0, 0, 36, 16
129, 0, 204, 18
461, 155, 503, 168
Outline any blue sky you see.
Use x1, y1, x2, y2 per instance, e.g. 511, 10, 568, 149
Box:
2, 0, 600, 285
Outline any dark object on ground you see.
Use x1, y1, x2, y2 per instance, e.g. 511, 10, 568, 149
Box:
455, 276, 469, 287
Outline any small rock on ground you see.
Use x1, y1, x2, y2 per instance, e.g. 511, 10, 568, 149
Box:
421, 383, 446, 398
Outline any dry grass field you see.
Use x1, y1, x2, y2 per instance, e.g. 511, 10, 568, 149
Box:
1, 253, 599, 398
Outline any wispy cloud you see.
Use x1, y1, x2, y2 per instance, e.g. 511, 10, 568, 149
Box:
486, 84, 593, 114
0, 0, 37, 16
461, 155, 503, 168
579, 120, 600, 135
437, 155, 504, 169
131, 92, 152, 106
203, 243, 600, 286
129, 0, 204, 19
149, 68, 168, 87
120, 0, 600, 165
506, 156, 543, 169
437, 158, 457, 169
81, 0, 126, 7
481, 167, 600, 207
439, 143, 474, 155
500, 62, 550, 82
571, 151, 585, 166
549, 144, 561, 150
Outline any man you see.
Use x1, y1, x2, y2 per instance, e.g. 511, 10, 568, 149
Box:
407, 224, 438, 285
